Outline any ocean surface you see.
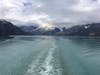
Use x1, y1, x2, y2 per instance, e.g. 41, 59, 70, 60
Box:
0, 36, 100, 75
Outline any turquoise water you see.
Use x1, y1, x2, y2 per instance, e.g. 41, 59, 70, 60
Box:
0, 36, 100, 75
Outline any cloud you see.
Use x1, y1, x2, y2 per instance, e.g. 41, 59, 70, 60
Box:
0, 0, 48, 23
0, 0, 100, 27
72, 0, 99, 12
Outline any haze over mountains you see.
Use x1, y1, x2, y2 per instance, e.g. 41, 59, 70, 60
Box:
1, 20, 100, 36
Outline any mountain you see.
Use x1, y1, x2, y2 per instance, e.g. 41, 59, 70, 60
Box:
62, 23, 100, 36
32, 27, 61, 35
19, 25, 61, 35
0, 20, 26, 36
2, 19, 100, 36
20, 25, 38, 33
42, 27, 61, 35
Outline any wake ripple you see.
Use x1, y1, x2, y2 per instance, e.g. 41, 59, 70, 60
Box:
25, 43, 62, 75
40, 43, 62, 75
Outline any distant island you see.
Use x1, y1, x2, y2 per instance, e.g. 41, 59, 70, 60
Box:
1, 20, 100, 36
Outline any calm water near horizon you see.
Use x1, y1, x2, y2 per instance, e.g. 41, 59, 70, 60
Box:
0, 36, 100, 75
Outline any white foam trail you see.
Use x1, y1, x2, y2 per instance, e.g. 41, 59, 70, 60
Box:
40, 46, 55, 75
24, 49, 47, 75
25, 42, 62, 75
40, 43, 62, 75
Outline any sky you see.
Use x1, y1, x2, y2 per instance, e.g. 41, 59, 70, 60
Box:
0, 0, 100, 27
